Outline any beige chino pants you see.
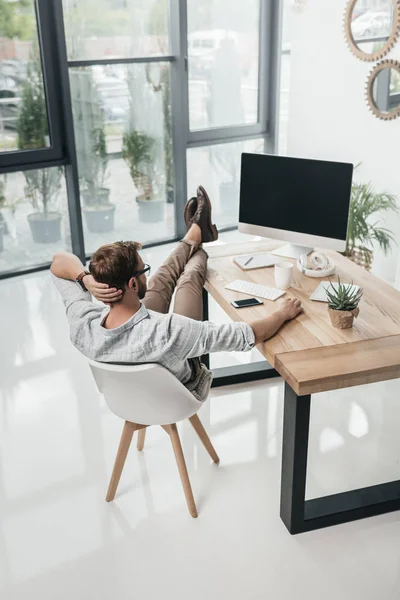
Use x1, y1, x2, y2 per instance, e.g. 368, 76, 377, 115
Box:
142, 240, 207, 322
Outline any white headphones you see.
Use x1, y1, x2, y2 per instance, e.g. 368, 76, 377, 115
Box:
297, 252, 336, 278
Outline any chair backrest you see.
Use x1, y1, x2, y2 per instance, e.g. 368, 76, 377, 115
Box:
88, 360, 203, 425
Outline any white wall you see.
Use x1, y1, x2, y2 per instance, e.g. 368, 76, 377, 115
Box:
287, 0, 400, 285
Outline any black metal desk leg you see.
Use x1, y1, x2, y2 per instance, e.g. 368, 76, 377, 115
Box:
201, 287, 280, 386
201, 288, 210, 369
280, 382, 311, 534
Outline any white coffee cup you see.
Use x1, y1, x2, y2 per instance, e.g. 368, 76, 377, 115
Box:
274, 262, 293, 290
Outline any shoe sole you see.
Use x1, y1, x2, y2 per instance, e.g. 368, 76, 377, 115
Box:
197, 185, 218, 242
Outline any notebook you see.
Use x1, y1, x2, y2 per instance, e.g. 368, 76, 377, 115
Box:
310, 281, 360, 303
233, 253, 278, 271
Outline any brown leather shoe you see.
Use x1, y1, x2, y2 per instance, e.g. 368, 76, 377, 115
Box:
194, 185, 218, 243
184, 196, 197, 231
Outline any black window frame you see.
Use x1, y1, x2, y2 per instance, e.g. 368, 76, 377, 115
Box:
0, 0, 284, 280
0, 0, 66, 172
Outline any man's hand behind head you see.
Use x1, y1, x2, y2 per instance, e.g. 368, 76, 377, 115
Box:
84, 274, 123, 305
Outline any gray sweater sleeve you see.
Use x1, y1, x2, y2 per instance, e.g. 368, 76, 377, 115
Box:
165, 313, 255, 360
50, 272, 94, 323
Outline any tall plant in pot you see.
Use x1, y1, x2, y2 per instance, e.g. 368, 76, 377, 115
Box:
18, 52, 62, 243
122, 129, 164, 223
122, 66, 164, 223
70, 69, 115, 233
344, 182, 398, 270
24, 169, 62, 243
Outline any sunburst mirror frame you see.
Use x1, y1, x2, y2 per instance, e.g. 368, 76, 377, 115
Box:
344, 0, 400, 62
366, 58, 400, 120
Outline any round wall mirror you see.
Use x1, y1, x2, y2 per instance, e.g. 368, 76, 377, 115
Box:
366, 60, 400, 120
345, 0, 400, 62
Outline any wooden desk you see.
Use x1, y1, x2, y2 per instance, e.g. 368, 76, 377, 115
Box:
205, 240, 400, 534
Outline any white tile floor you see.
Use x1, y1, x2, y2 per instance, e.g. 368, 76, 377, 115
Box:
1, 233, 400, 600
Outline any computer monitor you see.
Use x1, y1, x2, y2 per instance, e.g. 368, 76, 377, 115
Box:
239, 153, 353, 259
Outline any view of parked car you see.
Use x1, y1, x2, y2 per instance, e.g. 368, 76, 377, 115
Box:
0, 89, 20, 130
351, 10, 392, 39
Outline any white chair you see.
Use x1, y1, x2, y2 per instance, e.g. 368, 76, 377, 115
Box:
88, 360, 219, 518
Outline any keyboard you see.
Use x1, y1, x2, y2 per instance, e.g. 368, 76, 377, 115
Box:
225, 279, 286, 302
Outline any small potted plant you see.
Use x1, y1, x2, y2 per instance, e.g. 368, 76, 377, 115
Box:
326, 277, 363, 329
344, 181, 398, 270
122, 129, 164, 223
70, 69, 115, 233
25, 168, 62, 243
18, 52, 63, 243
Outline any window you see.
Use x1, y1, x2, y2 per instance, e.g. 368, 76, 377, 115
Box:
187, 139, 265, 230
0, 1, 51, 153
64, 0, 176, 254
0, 0, 64, 171
279, 0, 292, 155
63, 0, 170, 60
184, 0, 273, 232
187, 0, 260, 130
0, 167, 70, 276
0, 0, 280, 278
69, 63, 174, 253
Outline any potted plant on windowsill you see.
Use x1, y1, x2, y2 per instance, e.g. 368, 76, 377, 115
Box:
25, 168, 62, 243
70, 68, 115, 233
17, 51, 62, 243
81, 125, 115, 234
326, 278, 363, 329
122, 129, 164, 223
344, 182, 398, 270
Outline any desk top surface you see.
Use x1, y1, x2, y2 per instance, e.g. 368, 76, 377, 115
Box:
205, 240, 400, 395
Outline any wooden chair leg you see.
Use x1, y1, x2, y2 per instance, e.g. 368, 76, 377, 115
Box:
167, 423, 198, 518
137, 428, 146, 451
189, 414, 220, 464
106, 421, 136, 502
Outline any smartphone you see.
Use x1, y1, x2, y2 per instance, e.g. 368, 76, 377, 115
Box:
230, 298, 264, 308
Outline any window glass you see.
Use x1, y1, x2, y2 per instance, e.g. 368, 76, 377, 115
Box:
187, 0, 260, 130
0, 1, 50, 153
69, 63, 175, 253
0, 168, 71, 275
187, 138, 265, 230
63, 0, 170, 60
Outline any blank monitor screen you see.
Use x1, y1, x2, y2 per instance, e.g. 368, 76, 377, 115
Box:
239, 154, 353, 244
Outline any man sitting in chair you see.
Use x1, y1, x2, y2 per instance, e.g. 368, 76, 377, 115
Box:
51, 186, 302, 401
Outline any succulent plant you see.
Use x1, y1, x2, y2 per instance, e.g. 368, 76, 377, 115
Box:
326, 277, 363, 312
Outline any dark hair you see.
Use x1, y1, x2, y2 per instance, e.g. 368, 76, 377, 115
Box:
89, 241, 142, 289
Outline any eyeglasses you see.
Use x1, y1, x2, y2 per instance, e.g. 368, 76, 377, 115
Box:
132, 263, 151, 278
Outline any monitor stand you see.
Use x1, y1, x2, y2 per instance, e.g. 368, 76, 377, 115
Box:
271, 243, 314, 260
